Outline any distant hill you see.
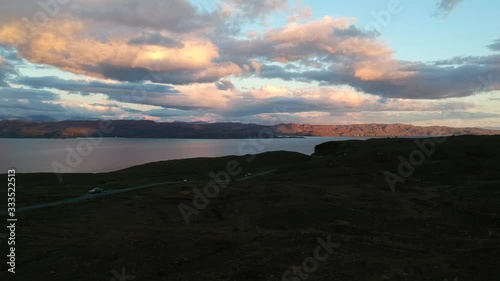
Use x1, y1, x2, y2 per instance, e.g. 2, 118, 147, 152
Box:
273, 123, 500, 137
0, 120, 498, 138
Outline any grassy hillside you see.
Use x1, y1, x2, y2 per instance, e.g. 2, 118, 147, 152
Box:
1, 136, 499, 281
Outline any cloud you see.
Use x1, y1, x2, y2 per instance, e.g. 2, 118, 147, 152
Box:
435, 0, 464, 17
0, 87, 60, 101
219, 85, 476, 118
18, 73, 472, 120
0, 19, 235, 84
15, 74, 240, 111
68, 0, 222, 34
17, 73, 476, 120
257, 33, 500, 100
16, 76, 179, 96
127, 32, 184, 48
0, 61, 66, 117
218, 0, 288, 24
144, 108, 195, 118
487, 38, 500, 52
216, 79, 235, 91
287, 7, 313, 23
262, 16, 391, 61
216, 16, 393, 77
15, 76, 212, 110
6, 9, 480, 101
0, 0, 498, 125
0, 15, 394, 85
0, 73, 486, 124
56, 100, 155, 120
0, 0, 287, 38
0, 99, 66, 118
332, 25, 379, 39
0, 61, 10, 87
95, 61, 243, 85
0, 46, 20, 87
0, 86, 67, 120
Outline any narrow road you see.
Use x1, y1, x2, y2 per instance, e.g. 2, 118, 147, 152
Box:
0, 169, 278, 215
234, 169, 277, 181
0, 181, 177, 215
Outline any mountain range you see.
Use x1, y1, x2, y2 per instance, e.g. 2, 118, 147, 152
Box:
0, 120, 499, 138
0, 120, 500, 139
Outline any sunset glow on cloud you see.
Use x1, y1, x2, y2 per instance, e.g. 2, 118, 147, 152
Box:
0, 0, 499, 127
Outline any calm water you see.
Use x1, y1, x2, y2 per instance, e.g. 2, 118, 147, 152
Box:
0, 137, 371, 173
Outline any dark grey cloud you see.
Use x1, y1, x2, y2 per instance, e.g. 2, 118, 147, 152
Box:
0, 66, 10, 87
0, 98, 64, 112
453, 112, 500, 119
145, 108, 198, 118
0, 87, 60, 101
260, 56, 500, 99
0, 46, 21, 87
97, 64, 229, 85
435, 0, 464, 16
332, 25, 379, 38
216, 79, 235, 91
222, 98, 326, 117
15, 75, 208, 110
260, 64, 347, 85
0, 99, 66, 121
487, 38, 500, 52
0, 79, 65, 119
433, 54, 500, 65
214, 20, 391, 78
73, 0, 222, 34
0, 86, 66, 120
127, 32, 185, 48
220, 91, 474, 118
216, 36, 336, 74
16, 76, 179, 96
216, 36, 271, 63
0, 0, 286, 33
217, 35, 341, 67
0, 99, 175, 121
226, 0, 288, 20
0, 1, 60, 25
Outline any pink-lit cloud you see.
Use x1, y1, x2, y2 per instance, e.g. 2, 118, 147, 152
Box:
0, 0, 498, 125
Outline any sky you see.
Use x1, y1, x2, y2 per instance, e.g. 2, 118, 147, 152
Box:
0, 0, 499, 127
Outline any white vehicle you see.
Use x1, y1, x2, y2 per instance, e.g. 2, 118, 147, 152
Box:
245, 173, 253, 177
88, 187, 105, 194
